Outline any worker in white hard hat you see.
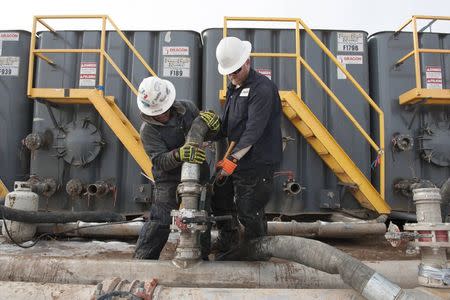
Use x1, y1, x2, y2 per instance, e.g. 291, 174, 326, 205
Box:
211, 36, 283, 257
134, 76, 219, 260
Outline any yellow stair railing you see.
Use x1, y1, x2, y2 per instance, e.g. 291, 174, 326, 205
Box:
394, 15, 450, 105
221, 17, 390, 214
0, 179, 8, 198
27, 15, 155, 180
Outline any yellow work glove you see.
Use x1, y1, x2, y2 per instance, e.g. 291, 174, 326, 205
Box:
199, 110, 221, 132
176, 142, 206, 164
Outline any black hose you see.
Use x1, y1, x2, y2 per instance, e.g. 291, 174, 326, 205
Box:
440, 178, 450, 221
185, 116, 209, 146
0, 205, 124, 223
226, 236, 405, 300
389, 211, 417, 222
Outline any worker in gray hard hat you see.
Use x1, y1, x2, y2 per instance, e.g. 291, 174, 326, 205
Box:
211, 36, 283, 256
133, 76, 219, 260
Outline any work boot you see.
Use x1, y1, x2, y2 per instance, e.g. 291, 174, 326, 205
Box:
133, 221, 170, 259
211, 229, 239, 254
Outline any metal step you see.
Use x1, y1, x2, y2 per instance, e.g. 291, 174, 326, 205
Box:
280, 90, 390, 214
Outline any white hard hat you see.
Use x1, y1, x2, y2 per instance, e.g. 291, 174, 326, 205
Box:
216, 37, 252, 75
137, 76, 176, 116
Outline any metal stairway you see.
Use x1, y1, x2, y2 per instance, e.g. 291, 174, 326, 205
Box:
394, 16, 450, 105
281, 91, 390, 213
0, 180, 8, 198
221, 17, 391, 214
27, 16, 155, 180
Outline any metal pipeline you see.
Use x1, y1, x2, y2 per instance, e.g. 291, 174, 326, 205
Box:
171, 116, 210, 264
0, 205, 124, 223
283, 180, 302, 195
34, 219, 386, 238
86, 181, 112, 198
36, 221, 143, 237
0, 281, 443, 300
0, 255, 427, 289
27, 175, 57, 198
238, 236, 414, 300
411, 188, 450, 288
267, 220, 386, 238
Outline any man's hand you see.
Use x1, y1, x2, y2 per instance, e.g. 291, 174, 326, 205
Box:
216, 156, 238, 177
199, 110, 221, 132
176, 142, 206, 164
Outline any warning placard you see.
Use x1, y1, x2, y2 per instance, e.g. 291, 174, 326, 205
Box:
256, 68, 272, 80
79, 62, 97, 87
0, 56, 20, 76
0, 32, 20, 41
163, 57, 190, 78
163, 46, 189, 56
336, 55, 363, 79
426, 66, 443, 89
337, 32, 364, 52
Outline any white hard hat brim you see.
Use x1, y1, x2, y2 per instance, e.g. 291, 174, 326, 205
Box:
218, 41, 252, 75
137, 79, 176, 116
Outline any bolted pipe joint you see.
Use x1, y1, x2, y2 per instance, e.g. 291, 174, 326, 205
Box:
392, 133, 414, 152
283, 179, 303, 195
66, 179, 86, 197
413, 188, 442, 223
23, 133, 47, 151
411, 187, 450, 288
171, 117, 211, 266
87, 181, 113, 198
27, 175, 57, 198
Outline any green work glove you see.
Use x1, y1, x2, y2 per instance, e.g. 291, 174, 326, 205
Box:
176, 142, 206, 164
199, 110, 221, 132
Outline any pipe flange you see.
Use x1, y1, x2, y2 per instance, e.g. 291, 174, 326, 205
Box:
177, 183, 202, 196
27, 175, 57, 197
66, 179, 86, 197
283, 179, 303, 195
174, 246, 202, 261
24, 133, 44, 151
87, 181, 114, 198
392, 133, 414, 152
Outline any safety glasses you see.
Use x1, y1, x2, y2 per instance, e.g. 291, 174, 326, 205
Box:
229, 66, 242, 76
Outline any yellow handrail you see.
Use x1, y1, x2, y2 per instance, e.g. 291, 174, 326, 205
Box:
394, 15, 450, 90
222, 16, 385, 199
27, 15, 157, 98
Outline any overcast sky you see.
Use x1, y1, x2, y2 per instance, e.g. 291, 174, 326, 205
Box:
1, 0, 449, 34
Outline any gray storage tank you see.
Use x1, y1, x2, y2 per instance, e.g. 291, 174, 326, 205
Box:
203, 28, 372, 215
29, 30, 202, 214
0, 31, 32, 190
369, 31, 450, 212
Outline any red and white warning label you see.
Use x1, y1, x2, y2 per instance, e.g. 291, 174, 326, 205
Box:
162, 46, 189, 56
79, 62, 97, 87
336, 55, 363, 79
0, 32, 20, 41
256, 68, 272, 80
425, 66, 443, 89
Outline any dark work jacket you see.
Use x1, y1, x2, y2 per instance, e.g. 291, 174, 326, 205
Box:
140, 100, 208, 183
220, 68, 282, 171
